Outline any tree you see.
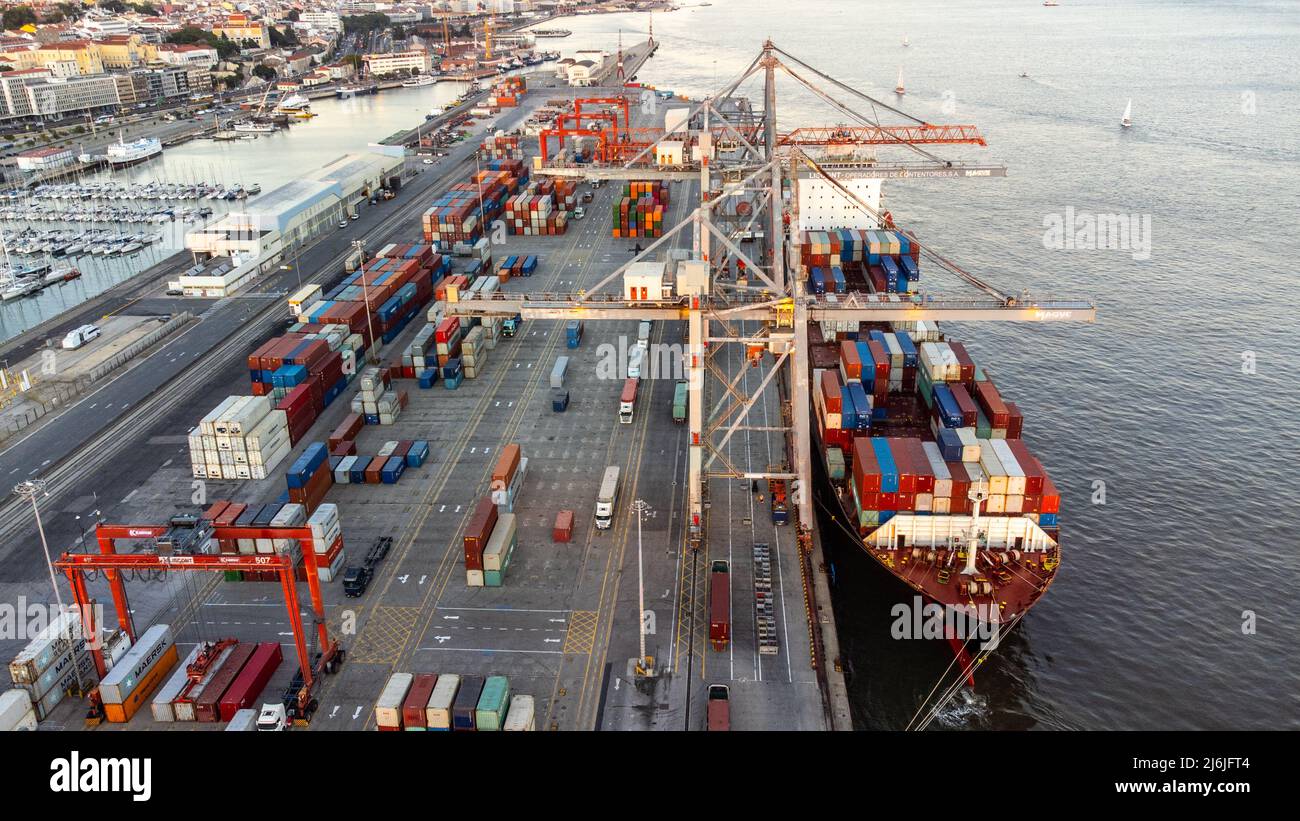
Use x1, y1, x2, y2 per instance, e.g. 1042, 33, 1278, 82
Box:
342, 13, 390, 36
2, 6, 38, 29
252, 64, 277, 83
98, 0, 126, 13
391, 24, 405, 40
129, 2, 159, 14
269, 26, 299, 48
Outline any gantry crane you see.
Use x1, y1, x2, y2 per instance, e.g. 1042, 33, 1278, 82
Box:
449, 41, 1096, 559
54, 519, 343, 723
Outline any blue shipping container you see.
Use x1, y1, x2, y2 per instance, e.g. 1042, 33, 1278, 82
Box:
870, 438, 900, 493
381, 456, 405, 484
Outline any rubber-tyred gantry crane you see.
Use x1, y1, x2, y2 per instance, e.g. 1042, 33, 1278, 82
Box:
55, 521, 343, 722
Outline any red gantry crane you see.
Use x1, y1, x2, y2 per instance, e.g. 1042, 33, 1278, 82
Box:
55, 517, 344, 724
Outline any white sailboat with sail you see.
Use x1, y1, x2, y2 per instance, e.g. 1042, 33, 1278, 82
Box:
1121, 99, 1132, 128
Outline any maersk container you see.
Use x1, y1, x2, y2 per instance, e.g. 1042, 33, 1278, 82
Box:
376, 672, 413, 731
225, 708, 258, 731
452, 675, 485, 731
100, 624, 178, 723
503, 694, 535, 731
475, 675, 511, 731
425, 673, 460, 730
150, 644, 204, 722
0, 688, 37, 731
9, 609, 83, 684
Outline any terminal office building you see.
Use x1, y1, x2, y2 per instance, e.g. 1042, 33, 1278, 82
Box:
0, 66, 211, 124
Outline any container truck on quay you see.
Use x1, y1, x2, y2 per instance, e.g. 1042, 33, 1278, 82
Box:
595, 466, 621, 530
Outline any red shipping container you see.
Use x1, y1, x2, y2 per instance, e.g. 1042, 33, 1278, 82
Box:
363, 457, 385, 484
402, 673, 438, 728
820, 370, 842, 413
330, 440, 357, 457
194, 643, 256, 722
1040, 477, 1061, 514
553, 509, 574, 543
886, 437, 916, 494
464, 497, 498, 570
852, 436, 881, 495
948, 383, 980, 428
1004, 401, 1024, 439
203, 500, 230, 522
898, 437, 935, 494
946, 462, 971, 502
973, 380, 1010, 429
839, 341, 862, 380
329, 413, 364, 448
218, 642, 282, 721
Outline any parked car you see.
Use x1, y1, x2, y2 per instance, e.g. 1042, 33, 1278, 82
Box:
62, 324, 101, 350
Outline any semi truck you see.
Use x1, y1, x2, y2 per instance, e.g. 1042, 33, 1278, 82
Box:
709, 560, 731, 651
342, 536, 392, 597
595, 466, 621, 530
619, 377, 638, 424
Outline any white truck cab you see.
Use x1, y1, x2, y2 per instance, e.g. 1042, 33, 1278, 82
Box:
256, 702, 290, 731
61, 324, 100, 350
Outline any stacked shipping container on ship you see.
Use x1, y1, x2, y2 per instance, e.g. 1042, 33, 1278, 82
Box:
612, 180, 669, 238
803, 218, 1062, 630
433, 316, 465, 388
189, 395, 291, 479
801, 229, 921, 295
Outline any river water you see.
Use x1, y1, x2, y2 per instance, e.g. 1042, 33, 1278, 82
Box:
0, 80, 472, 343
538, 0, 1300, 730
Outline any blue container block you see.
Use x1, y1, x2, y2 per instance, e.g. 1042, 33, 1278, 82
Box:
418, 368, 439, 389
364, 413, 380, 425
465, 260, 482, 277
938, 428, 964, 462
870, 438, 900, 493
809, 267, 826, 295
881, 256, 901, 292
274, 492, 290, 506
406, 440, 429, 467
349, 459, 369, 484
838, 386, 856, 429
551, 388, 569, 412
1039, 513, 1059, 528
831, 266, 846, 293
867, 330, 887, 346
444, 372, 464, 390
381, 456, 406, 484
286, 442, 328, 489
900, 255, 919, 281
855, 341, 874, 391
846, 382, 870, 431
894, 332, 919, 367
880, 510, 895, 524
932, 384, 964, 429
442, 358, 463, 380
328, 455, 343, 472
522, 255, 537, 276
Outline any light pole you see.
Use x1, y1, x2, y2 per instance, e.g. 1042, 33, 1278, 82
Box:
14, 478, 85, 693
630, 499, 654, 677
353, 239, 379, 363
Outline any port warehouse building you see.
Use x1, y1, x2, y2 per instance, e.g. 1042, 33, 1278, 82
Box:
0, 66, 210, 123
179, 147, 403, 297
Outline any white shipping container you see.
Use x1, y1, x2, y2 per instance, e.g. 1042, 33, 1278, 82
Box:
990, 439, 1027, 495
99, 624, 175, 706
503, 694, 535, 731
225, 395, 272, 435
150, 644, 204, 722
318, 549, 346, 583
920, 442, 954, 498
9, 608, 82, 684
0, 688, 37, 731
376, 673, 413, 729
978, 439, 1008, 496
426, 674, 460, 729
956, 427, 982, 462
226, 708, 259, 731
483, 513, 518, 572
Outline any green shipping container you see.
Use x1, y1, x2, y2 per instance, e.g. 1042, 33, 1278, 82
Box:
224, 571, 243, 582
475, 675, 511, 731
826, 447, 845, 481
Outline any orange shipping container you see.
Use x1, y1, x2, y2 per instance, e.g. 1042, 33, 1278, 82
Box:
492, 443, 521, 491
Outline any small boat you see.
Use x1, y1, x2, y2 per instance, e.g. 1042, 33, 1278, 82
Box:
1121, 99, 1132, 128
402, 75, 437, 88
902, 35, 909, 47
233, 121, 277, 134
275, 94, 311, 112
894, 66, 905, 95
1020, 70, 1029, 78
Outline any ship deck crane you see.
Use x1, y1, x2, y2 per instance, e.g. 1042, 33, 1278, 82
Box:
54, 521, 343, 724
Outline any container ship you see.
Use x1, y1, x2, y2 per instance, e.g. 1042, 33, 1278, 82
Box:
802, 220, 1061, 667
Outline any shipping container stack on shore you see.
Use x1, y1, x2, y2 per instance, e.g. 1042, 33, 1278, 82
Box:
422, 156, 529, 245
462, 444, 527, 588
6, 608, 124, 722
503, 174, 577, 236
612, 180, 668, 238
375, 671, 533, 731
485, 76, 526, 110
189, 395, 292, 480
99, 624, 178, 723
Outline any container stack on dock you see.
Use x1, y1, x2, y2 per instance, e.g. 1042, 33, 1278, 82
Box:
422, 165, 526, 244
503, 176, 576, 235
801, 229, 921, 294
612, 180, 669, 238
480, 132, 524, 160
287, 442, 334, 512
100, 624, 178, 723
486, 76, 525, 109
374, 671, 533, 731
190, 395, 291, 480
8, 608, 107, 722
351, 365, 408, 425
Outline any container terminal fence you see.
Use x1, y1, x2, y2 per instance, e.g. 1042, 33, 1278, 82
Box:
0, 311, 193, 445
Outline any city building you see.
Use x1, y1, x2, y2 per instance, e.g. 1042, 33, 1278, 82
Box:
96, 35, 143, 70
148, 43, 219, 70
364, 47, 431, 77
299, 11, 344, 33
213, 14, 271, 50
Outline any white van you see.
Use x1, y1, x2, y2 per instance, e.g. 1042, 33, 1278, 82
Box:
61, 324, 101, 350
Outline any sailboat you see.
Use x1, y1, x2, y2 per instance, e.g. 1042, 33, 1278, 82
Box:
1121, 99, 1132, 128
894, 66, 905, 95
